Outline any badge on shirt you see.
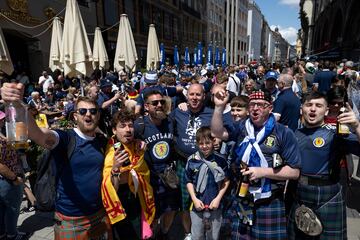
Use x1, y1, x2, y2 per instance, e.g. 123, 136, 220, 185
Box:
313, 137, 325, 148
264, 135, 276, 147
152, 141, 169, 159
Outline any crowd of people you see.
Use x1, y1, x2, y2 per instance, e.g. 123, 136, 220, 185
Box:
0, 58, 360, 240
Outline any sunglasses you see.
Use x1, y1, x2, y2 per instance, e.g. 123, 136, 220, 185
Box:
147, 100, 166, 106
77, 108, 98, 115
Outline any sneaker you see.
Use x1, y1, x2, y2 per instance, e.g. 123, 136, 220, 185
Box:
7, 232, 29, 240
184, 233, 192, 240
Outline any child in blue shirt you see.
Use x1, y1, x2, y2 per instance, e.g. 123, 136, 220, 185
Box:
185, 127, 230, 240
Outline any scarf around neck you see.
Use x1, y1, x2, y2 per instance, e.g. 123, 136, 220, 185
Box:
235, 114, 276, 201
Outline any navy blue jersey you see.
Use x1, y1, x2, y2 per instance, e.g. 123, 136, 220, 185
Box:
185, 152, 229, 206
295, 124, 360, 176
230, 121, 302, 174
273, 88, 301, 131
171, 107, 234, 158
134, 116, 174, 173
53, 130, 105, 216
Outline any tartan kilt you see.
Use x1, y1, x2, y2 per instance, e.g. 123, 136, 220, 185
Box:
222, 195, 287, 240
288, 182, 347, 240
176, 159, 191, 211
54, 210, 112, 240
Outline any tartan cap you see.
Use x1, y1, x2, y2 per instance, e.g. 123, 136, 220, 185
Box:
249, 90, 272, 103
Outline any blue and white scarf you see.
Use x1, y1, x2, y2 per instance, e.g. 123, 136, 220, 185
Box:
235, 114, 276, 201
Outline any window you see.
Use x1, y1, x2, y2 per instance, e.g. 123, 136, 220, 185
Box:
103, 0, 118, 26
124, 0, 136, 29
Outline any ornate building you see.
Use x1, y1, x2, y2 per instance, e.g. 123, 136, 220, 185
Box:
300, 0, 360, 60
0, 0, 97, 79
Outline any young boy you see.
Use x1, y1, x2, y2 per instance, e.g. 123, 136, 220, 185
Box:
185, 127, 230, 240
230, 95, 249, 122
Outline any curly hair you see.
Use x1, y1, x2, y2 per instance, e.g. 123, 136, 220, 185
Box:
111, 110, 136, 128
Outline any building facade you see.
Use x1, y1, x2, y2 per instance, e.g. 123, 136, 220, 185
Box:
247, 0, 262, 61
300, 0, 360, 60
98, 0, 207, 67
0, 0, 97, 80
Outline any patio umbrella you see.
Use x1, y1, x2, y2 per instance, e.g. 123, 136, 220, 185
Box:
92, 27, 109, 70
160, 43, 165, 66
0, 27, 14, 75
197, 42, 202, 66
49, 17, 63, 72
114, 14, 138, 73
60, 0, 93, 78
146, 24, 160, 71
184, 47, 190, 65
173, 45, 179, 67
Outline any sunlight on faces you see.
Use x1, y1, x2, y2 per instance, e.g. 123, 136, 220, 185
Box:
187, 84, 205, 112
144, 94, 167, 120
74, 101, 99, 136
197, 138, 214, 158
248, 99, 272, 128
112, 121, 134, 144
301, 98, 329, 128
231, 106, 248, 121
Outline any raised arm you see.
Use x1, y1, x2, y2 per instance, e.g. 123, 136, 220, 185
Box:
211, 89, 229, 140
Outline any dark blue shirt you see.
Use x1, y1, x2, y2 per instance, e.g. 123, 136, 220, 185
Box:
172, 107, 234, 158
134, 116, 174, 173
313, 70, 336, 94
273, 88, 301, 131
230, 120, 302, 178
185, 152, 229, 206
53, 130, 105, 216
295, 125, 360, 176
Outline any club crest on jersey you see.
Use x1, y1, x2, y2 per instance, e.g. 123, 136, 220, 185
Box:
313, 137, 325, 148
264, 135, 276, 147
152, 141, 169, 159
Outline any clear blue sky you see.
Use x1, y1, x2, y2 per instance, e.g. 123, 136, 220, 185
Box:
255, 0, 301, 44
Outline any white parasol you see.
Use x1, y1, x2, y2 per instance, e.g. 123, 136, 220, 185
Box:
146, 24, 160, 71
0, 27, 14, 75
92, 27, 109, 70
60, 0, 93, 78
114, 14, 138, 73
49, 17, 63, 72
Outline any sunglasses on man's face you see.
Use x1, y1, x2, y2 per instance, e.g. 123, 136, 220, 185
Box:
77, 108, 98, 116
147, 100, 166, 106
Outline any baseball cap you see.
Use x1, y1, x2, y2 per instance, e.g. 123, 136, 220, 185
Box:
265, 71, 278, 81
144, 71, 158, 84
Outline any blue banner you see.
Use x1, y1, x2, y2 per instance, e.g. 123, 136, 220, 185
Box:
193, 47, 197, 66
207, 44, 213, 65
215, 46, 220, 66
222, 48, 227, 67
184, 47, 190, 65
174, 45, 179, 66
197, 42, 202, 65
160, 43, 165, 65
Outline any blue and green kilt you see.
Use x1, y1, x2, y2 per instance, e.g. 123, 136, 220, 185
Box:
176, 159, 191, 211
288, 182, 346, 240
222, 195, 287, 240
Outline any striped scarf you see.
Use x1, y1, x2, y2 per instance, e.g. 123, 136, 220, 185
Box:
235, 114, 276, 201
101, 138, 155, 227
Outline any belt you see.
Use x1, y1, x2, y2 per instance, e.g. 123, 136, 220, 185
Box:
299, 175, 336, 186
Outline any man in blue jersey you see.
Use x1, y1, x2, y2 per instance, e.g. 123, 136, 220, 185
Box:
1, 83, 112, 239
171, 83, 234, 240
134, 89, 180, 239
288, 91, 360, 239
211, 88, 301, 239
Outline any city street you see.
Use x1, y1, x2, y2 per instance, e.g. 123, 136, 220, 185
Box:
17, 200, 360, 240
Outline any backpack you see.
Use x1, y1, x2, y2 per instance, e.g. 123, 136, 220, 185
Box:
34, 130, 76, 212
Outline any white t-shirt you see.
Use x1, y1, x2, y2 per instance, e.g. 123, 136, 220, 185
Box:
42, 77, 55, 93
227, 74, 241, 96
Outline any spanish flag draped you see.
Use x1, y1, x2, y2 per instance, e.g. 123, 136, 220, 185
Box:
101, 138, 155, 225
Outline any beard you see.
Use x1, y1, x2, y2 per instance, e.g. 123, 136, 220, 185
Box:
153, 110, 167, 120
